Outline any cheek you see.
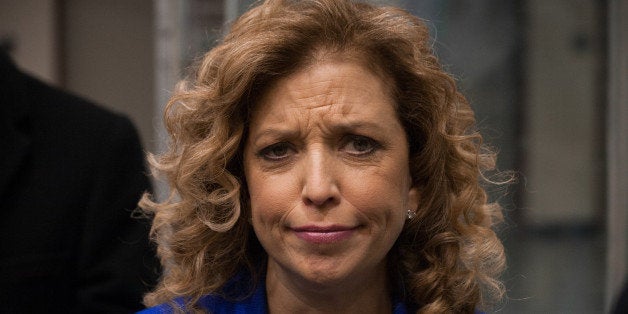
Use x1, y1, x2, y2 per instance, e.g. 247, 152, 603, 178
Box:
248, 179, 280, 241
346, 164, 412, 211
246, 169, 299, 226
343, 178, 409, 239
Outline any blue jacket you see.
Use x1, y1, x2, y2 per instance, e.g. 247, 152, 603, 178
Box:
138, 277, 415, 314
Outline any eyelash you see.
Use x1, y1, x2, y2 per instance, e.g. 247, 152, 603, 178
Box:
258, 142, 294, 161
342, 135, 380, 156
257, 135, 381, 161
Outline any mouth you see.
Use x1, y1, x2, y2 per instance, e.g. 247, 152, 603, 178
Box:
290, 225, 358, 244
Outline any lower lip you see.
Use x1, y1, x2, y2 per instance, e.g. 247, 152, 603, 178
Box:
293, 229, 355, 244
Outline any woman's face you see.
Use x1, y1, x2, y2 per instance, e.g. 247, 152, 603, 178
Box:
244, 59, 419, 288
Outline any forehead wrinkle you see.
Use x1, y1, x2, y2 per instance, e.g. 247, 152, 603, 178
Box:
287, 79, 335, 111
251, 60, 398, 144
286, 68, 374, 110
253, 107, 348, 143
282, 90, 392, 139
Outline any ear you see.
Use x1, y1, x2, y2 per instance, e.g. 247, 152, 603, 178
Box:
407, 186, 419, 214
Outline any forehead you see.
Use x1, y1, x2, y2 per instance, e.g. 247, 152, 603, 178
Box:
250, 59, 397, 126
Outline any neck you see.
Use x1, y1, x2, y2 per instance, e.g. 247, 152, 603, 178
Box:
265, 260, 393, 314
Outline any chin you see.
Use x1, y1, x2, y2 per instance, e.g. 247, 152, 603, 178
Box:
293, 254, 379, 288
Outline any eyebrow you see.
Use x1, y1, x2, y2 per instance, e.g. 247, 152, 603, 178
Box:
251, 120, 390, 143
329, 120, 389, 133
251, 128, 299, 144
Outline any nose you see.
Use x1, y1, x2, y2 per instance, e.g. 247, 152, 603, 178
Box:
300, 149, 340, 208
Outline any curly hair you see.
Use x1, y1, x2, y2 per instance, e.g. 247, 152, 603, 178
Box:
140, 0, 508, 312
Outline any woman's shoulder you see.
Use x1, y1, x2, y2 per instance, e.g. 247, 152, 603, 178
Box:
136, 302, 173, 314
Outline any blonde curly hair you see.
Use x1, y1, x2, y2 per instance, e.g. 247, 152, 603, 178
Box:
140, 0, 508, 312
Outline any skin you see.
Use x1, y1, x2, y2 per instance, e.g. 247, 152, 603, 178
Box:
243, 57, 419, 314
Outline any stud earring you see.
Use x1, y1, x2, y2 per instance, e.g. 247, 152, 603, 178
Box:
406, 209, 416, 220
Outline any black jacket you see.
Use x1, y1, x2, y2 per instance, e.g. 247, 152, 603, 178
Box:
0, 52, 159, 313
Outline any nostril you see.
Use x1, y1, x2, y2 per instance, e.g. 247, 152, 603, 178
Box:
301, 182, 340, 209
303, 194, 336, 207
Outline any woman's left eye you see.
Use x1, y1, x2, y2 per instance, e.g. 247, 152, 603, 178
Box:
342, 135, 380, 155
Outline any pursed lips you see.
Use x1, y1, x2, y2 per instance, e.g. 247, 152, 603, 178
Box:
290, 225, 358, 244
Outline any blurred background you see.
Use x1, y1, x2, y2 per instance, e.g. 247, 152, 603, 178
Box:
1, 0, 625, 312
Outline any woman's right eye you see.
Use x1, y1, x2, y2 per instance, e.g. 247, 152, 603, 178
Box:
258, 143, 293, 161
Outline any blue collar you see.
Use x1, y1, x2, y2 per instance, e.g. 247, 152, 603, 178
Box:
197, 280, 413, 314
138, 277, 413, 314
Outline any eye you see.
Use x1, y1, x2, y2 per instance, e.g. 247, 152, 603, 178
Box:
258, 142, 294, 161
343, 135, 380, 155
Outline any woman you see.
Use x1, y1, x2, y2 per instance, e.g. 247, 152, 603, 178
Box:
140, 0, 507, 313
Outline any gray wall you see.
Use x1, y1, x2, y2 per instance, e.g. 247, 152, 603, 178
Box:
0, 0, 155, 152
0, 0, 58, 82
63, 0, 155, 150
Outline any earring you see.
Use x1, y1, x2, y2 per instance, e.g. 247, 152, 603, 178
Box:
406, 209, 416, 220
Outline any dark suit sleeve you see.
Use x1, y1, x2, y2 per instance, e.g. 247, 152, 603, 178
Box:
74, 115, 159, 313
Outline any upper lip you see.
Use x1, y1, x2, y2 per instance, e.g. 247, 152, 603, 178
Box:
291, 225, 357, 232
